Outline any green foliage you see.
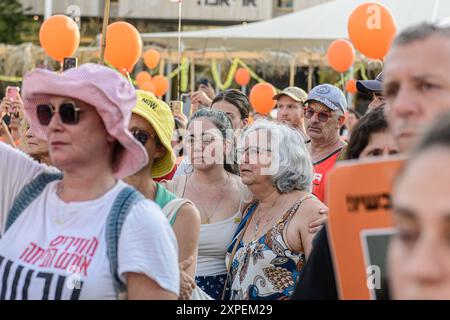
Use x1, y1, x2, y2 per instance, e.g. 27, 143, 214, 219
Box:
0, 0, 29, 44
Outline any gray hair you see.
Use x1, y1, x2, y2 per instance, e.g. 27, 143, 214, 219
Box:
240, 119, 313, 193
393, 23, 450, 47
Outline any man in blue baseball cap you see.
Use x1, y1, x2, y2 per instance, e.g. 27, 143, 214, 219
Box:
356, 72, 385, 111
304, 84, 347, 203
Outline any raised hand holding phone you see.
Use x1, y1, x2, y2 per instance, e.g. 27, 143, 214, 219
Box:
6, 86, 20, 102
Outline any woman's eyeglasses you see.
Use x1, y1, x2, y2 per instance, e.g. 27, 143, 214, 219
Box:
36, 102, 82, 126
236, 146, 272, 159
185, 134, 217, 145
130, 129, 155, 146
304, 107, 332, 123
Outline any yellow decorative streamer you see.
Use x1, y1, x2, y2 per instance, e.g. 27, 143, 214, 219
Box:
210, 58, 271, 91
211, 59, 239, 91
0, 76, 22, 82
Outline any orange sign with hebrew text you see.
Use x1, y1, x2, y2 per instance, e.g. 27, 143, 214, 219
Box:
326, 157, 406, 300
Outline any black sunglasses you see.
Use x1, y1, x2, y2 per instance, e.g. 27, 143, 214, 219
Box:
130, 129, 154, 146
36, 102, 82, 126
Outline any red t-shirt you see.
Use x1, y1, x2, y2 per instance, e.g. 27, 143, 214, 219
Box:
312, 148, 343, 203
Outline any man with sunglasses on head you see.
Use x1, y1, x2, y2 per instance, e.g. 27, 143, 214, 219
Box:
304, 84, 347, 203
356, 72, 385, 112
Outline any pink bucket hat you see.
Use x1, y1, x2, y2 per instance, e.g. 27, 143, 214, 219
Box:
21, 63, 148, 179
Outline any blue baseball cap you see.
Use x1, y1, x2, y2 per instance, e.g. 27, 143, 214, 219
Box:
356, 72, 383, 94
305, 84, 347, 114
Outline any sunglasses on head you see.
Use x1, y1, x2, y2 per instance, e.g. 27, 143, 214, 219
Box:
130, 129, 155, 146
36, 101, 82, 126
304, 107, 333, 123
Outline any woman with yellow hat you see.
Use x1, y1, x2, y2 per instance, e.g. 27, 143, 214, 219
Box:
124, 90, 201, 300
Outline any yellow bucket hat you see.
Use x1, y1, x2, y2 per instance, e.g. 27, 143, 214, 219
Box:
132, 90, 176, 178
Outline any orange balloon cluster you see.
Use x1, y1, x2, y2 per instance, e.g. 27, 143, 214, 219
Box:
327, 39, 355, 73
39, 15, 80, 62
140, 81, 156, 94
345, 79, 358, 94
348, 2, 397, 60
249, 83, 277, 115
143, 49, 161, 69
136, 74, 168, 97
152, 75, 169, 97
136, 71, 152, 88
104, 22, 142, 73
235, 68, 251, 86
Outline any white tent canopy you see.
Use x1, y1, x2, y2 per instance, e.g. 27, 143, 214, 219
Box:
141, 0, 448, 53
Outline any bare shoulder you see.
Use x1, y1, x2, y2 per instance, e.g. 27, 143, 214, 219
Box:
301, 196, 327, 214
292, 193, 327, 222
175, 201, 201, 226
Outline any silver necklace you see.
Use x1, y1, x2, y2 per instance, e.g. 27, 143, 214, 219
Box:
252, 198, 280, 241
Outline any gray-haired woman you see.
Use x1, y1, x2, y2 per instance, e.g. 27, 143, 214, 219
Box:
225, 119, 326, 300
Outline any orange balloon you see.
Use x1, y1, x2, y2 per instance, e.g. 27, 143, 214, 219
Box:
143, 49, 161, 69
39, 15, 80, 62
104, 22, 142, 73
140, 81, 156, 94
235, 68, 251, 86
136, 71, 152, 88
152, 75, 169, 97
348, 2, 397, 60
119, 66, 134, 75
327, 39, 355, 73
346, 79, 357, 94
249, 83, 277, 115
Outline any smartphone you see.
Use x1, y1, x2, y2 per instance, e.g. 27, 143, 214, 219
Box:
1, 114, 11, 126
198, 78, 209, 87
180, 94, 192, 118
169, 100, 182, 115
6, 86, 20, 102
63, 57, 78, 71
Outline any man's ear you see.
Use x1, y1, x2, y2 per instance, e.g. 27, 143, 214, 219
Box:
337, 115, 346, 129
242, 117, 249, 128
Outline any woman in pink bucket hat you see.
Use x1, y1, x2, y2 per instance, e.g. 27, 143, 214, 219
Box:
0, 63, 179, 300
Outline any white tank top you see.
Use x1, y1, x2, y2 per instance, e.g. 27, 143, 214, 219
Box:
164, 175, 246, 277
195, 211, 241, 277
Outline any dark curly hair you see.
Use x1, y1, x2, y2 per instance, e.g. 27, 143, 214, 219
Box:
345, 106, 388, 160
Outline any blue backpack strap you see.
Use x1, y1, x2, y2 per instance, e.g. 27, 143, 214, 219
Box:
105, 186, 145, 297
5, 172, 63, 234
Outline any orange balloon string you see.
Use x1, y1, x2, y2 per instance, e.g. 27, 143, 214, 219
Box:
126, 71, 133, 86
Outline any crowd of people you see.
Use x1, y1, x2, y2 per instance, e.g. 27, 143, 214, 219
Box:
0, 22, 449, 300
